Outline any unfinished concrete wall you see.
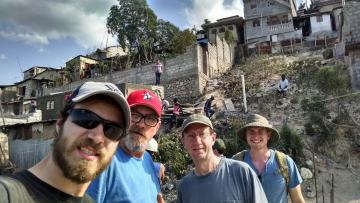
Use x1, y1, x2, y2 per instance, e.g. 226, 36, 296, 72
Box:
343, 0, 360, 90
347, 50, 360, 90
44, 42, 234, 103
0, 132, 8, 164
45, 45, 199, 103
343, 1, 360, 44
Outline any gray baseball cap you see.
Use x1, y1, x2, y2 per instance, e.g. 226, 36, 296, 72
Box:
68, 81, 131, 130
181, 114, 213, 135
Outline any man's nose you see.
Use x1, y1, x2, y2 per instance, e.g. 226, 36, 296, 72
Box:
87, 124, 105, 144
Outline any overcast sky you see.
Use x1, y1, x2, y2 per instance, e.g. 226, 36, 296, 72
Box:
0, 0, 244, 85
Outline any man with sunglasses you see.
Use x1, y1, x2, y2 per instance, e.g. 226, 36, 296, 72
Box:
87, 89, 164, 203
0, 81, 131, 203
177, 114, 268, 203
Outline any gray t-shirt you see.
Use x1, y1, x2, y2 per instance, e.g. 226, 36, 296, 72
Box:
177, 158, 268, 203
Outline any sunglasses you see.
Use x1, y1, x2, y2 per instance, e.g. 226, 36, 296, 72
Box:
67, 108, 125, 141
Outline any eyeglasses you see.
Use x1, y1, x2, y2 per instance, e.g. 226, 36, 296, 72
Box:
67, 108, 125, 141
183, 133, 211, 141
131, 110, 159, 127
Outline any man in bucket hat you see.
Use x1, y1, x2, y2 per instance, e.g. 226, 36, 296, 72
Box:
87, 89, 164, 203
0, 81, 131, 203
177, 114, 267, 203
233, 114, 305, 203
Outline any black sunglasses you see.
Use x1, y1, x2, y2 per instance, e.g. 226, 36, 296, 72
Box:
67, 108, 125, 141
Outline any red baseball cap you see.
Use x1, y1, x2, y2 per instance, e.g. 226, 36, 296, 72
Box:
127, 89, 162, 117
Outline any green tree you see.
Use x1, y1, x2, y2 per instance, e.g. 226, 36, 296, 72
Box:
171, 29, 196, 54
315, 65, 349, 95
156, 19, 180, 53
107, 0, 157, 67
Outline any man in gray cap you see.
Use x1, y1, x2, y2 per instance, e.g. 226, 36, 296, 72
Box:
233, 114, 305, 203
177, 114, 267, 203
0, 81, 130, 203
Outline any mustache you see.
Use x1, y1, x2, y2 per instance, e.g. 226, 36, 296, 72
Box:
129, 128, 145, 137
77, 138, 104, 156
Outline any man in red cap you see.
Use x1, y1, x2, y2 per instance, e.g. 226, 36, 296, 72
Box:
87, 89, 164, 203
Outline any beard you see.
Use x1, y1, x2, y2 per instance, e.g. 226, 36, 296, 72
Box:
52, 127, 113, 184
123, 128, 148, 153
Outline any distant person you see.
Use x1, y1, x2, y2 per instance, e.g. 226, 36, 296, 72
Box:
278, 74, 288, 97
204, 96, 215, 118
162, 98, 169, 111
233, 114, 305, 203
154, 59, 163, 85
170, 98, 182, 129
87, 89, 164, 203
146, 138, 166, 184
177, 114, 268, 203
213, 138, 226, 157
29, 100, 37, 113
0, 81, 131, 203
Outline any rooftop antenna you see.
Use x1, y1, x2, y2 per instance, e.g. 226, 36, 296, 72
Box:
16, 56, 23, 80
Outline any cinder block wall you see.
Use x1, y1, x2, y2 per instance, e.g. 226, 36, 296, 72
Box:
44, 40, 234, 104
343, 1, 360, 43
343, 0, 360, 90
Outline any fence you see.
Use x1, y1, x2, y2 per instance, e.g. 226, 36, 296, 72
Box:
9, 138, 53, 169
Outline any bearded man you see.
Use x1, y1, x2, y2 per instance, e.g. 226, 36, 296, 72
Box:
87, 89, 164, 203
0, 81, 131, 203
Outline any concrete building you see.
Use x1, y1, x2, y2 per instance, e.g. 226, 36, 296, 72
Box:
244, 0, 299, 47
65, 55, 99, 81
201, 15, 245, 44
88, 46, 127, 61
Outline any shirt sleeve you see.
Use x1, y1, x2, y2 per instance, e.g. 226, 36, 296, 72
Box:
0, 182, 10, 203
176, 181, 183, 203
86, 166, 109, 203
286, 156, 303, 189
246, 166, 269, 203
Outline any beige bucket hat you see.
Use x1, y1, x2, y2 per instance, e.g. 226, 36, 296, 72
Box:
237, 114, 280, 144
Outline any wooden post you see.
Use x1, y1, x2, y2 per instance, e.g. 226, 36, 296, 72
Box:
325, 36, 327, 48
322, 184, 325, 203
313, 150, 318, 203
241, 75, 248, 113
291, 38, 294, 53
330, 173, 334, 203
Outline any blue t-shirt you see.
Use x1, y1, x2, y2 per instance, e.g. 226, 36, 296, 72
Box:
86, 147, 160, 203
243, 149, 303, 203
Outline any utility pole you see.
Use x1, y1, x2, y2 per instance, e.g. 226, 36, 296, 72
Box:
0, 90, 6, 127
241, 75, 248, 113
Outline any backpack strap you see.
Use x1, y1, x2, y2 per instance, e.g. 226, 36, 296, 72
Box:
232, 150, 247, 161
274, 150, 290, 189
0, 176, 35, 203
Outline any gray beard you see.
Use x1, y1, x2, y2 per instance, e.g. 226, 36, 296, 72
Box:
123, 133, 147, 153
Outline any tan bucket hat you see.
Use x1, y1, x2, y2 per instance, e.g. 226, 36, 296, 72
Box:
238, 114, 280, 144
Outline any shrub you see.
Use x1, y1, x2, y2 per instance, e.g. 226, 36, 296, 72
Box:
156, 133, 191, 178
315, 65, 350, 95
276, 124, 304, 163
322, 48, 333, 59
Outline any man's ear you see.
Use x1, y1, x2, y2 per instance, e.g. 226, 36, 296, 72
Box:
55, 119, 61, 135
211, 132, 217, 142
